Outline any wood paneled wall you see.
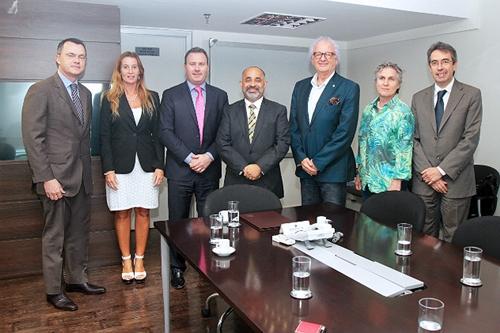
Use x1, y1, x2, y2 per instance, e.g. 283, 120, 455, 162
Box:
0, 0, 122, 279
0, 0, 120, 81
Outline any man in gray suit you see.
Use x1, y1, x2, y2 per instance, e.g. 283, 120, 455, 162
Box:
412, 41, 482, 242
217, 66, 290, 198
22, 38, 105, 311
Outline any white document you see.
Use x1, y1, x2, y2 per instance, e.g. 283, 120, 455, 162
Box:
293, 243, 423, 297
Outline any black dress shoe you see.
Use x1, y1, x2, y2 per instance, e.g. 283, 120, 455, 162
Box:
171, 268, 185, 289
46, 293, 78, 311
66, 282, 106, 295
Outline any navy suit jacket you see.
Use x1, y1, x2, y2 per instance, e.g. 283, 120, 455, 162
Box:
159, 81, 228, 182
290, 72, 360, 182
100, 91, 163, 174
216, 98, 290, 198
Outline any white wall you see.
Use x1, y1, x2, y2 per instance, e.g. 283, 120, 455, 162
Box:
345, 0, 500, 214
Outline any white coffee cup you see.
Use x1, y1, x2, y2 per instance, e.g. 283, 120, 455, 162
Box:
217, 239, 230, 249
316, 216, 329, 224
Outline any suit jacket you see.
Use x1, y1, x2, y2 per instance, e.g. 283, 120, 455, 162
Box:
411, 80, 482, 198
100, 91, 164, 174
21, 73, 92, 196
159, 81, 228, 181
216, 98, 290, 198
290, 72, 360, 182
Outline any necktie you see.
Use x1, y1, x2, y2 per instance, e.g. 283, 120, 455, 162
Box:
435, 90, 447, 129
195, 86, 205, 144
248, 104, 257, 143
70, 83, 84, 125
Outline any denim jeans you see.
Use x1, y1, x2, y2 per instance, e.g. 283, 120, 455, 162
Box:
300, 178, 346, 207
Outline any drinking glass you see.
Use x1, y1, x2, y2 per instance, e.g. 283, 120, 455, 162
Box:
209, 214, 223, 244
290, 256, 312, 299
460, 246, 482, 287
395, 223, 412, 256
227, 200, 240, 227
418, 298, 444, 332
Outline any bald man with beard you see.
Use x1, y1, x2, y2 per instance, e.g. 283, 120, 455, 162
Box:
216, 66, 290, 198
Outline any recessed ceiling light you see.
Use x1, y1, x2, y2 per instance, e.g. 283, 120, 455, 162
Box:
241, 12, 325, 29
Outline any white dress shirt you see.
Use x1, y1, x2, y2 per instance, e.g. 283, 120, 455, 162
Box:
308, 71, 335, 123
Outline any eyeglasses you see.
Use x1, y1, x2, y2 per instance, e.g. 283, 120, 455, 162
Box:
62, 52, 87, 61
312, 52, 335, 60
430, 59, 453, 67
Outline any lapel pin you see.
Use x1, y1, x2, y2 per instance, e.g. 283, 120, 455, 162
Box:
332, 84, 336, 88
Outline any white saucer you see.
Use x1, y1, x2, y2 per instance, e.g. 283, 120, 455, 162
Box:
212, 246, 236, 257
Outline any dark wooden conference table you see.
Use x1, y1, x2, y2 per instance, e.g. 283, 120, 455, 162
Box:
154, 203, 500, 332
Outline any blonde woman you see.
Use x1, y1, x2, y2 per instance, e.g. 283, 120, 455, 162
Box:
100, 52, 164, 284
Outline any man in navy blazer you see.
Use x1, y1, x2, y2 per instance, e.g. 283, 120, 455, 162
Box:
290, 36, 360, 206
216, 66, 290, 198
159, 47, 228, 289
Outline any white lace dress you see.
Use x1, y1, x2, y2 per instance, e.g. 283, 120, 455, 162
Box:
105, 107, 159, 211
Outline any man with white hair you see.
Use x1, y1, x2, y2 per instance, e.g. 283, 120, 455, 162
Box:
290, 36, 360, 206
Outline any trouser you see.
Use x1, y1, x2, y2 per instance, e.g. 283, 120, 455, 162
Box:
40, 186, 90, 294
300, 178, 346, 207
167, 177, 218, 271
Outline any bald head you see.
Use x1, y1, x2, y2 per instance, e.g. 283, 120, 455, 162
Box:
240, 66, 267, 102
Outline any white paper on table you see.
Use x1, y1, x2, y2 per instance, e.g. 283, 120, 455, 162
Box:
293, 243, 423, 297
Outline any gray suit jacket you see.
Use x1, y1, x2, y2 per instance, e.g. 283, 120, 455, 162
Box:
22, 73, 93, 197
411, 80, 482, 198
216, 98, 290, 198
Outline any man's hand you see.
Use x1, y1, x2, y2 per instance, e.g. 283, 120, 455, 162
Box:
153, 169, 164, 186
388, 179, 402, 191
105, 171, 119, 191
421, 167, 442, 185
243, 164, 262, 181
44, 179, 65, 200
354, 175, 362, 191
300, 158, 318, 176
190, 153, 212, 173
430, 178, 448, 193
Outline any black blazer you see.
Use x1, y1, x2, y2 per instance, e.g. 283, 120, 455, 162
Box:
100, 91, 164, 174
216, 98, 290, 198
159, 81, 228, 182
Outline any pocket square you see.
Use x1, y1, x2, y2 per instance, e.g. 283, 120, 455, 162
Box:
329, 96, 340, 105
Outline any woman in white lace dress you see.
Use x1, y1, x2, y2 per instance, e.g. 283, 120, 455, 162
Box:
100, 52, 164, 284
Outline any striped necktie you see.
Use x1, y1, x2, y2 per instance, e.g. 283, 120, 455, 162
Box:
70, 83, 84, 125
435, 90, 447, 129
248, 104, 257, 143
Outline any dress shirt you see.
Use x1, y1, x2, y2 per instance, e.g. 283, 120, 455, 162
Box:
308, 71, 335, 123
244, 97, 263, 120
433, 78, 455, 176
57, 70, 79, 98
184, 80, 212, 164
356, 95, 414, 193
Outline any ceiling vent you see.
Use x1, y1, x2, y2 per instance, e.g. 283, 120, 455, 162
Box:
241, 12, 325, 29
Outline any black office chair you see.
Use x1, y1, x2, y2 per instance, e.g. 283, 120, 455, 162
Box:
452, 216, 500, 260
360, 191, 426, 232
202, 184, 282, 332
202, 184, 282, 216
468, 164, 499, 218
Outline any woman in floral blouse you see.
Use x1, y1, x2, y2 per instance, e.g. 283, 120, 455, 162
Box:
355, 62, 414, 200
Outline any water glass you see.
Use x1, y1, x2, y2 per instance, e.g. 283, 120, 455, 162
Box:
209, 214, 223, 244
460, 246, 482, 287
227, 200, 240, 227
290, 256, 312, 299
395, 223, 412, 256
418, 298, 444, 333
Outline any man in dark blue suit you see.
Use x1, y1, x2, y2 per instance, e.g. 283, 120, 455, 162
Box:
290, 36, 360, 206
159, 47, 228, 288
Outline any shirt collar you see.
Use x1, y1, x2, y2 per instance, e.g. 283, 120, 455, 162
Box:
187, 80, 206, 92
245, 97, 263, 110
310, 71, 335, 88
370, 95, 400, 111
57, 70, 77, 88
434, 78, 455, 96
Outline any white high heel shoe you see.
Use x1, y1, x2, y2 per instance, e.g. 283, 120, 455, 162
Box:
121, 255, 134, 284
134, 254, 147, 283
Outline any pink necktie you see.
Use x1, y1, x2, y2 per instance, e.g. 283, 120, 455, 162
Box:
195, 86, 205, 144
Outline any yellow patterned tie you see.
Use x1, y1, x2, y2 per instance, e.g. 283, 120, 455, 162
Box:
248, 104, 257, 143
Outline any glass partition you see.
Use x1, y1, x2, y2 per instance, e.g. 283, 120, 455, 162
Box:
0, 81, 109, 160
